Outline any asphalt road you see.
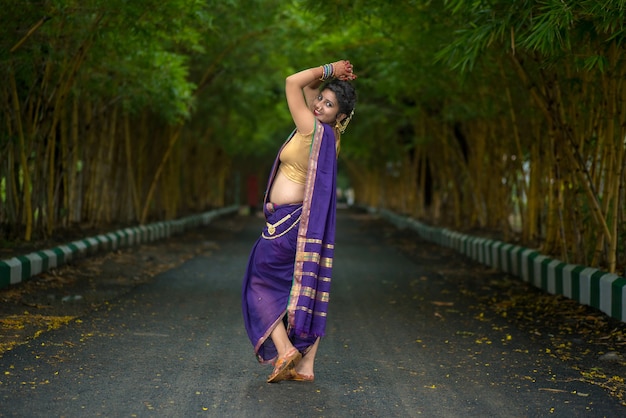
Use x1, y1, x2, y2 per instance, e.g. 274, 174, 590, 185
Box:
0, 209, 624, 417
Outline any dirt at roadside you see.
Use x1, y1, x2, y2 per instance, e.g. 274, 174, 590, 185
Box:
0, 222, 225, 355
380, 219, 626, 407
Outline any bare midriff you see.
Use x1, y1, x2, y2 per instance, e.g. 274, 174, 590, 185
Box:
269, 170, 305, 205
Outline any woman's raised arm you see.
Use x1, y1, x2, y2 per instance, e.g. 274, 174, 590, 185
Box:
285, 61, 355, 134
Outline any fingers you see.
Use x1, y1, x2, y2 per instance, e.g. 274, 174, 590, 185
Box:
337, 73, 357, 81
335, 60, 357, 81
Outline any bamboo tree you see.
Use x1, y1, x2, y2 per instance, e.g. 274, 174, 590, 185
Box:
3, 0, 626, 275
434, 0, 626, 271
8, 63, 33, 241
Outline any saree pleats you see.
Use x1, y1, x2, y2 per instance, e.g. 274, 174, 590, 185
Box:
242, 122, 337, 364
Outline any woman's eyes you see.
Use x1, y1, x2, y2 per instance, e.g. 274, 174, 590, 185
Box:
317, 96, 333, 107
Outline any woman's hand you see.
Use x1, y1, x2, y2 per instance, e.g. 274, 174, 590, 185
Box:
332, 60, 357, 81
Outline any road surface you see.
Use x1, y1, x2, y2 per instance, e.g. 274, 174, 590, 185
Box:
0, 209, 624, 417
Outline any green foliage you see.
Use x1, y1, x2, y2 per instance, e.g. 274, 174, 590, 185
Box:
5, 0, 626, 271
439, 0, 626, 71
0, 0, 210, 124
3, 0, 626, 161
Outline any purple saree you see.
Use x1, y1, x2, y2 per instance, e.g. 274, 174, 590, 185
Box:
242, 121, 337, 363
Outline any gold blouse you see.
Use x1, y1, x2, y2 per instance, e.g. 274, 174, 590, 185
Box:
278, 130, 313, 185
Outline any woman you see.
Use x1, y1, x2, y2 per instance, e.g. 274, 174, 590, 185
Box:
242, 60, 357, 383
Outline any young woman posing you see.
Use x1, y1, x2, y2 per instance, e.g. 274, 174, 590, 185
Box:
242, 60, 357, 383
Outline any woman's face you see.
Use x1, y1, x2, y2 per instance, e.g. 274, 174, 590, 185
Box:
312, 89, 345, 125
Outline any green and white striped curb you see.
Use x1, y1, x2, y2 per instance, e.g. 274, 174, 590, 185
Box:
0, 205, 239, 290
380, 208, 626, 323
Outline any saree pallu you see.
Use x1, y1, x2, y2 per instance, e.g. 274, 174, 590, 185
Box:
242, 121, 337, 364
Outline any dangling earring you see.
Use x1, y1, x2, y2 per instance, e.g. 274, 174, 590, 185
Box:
337, 109, 354, 134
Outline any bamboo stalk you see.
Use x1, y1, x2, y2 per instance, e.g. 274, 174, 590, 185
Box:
140, 126, 182, 224
83, 104, 98, 223
440, 127, 462, 227
4, 111, 19, 223
9, 62, 33, 241
103, 105, 118, 223
69, 94, 80, 223
45, 113, 57, 236
606, 41, 623, 272
499, 62, 528, 232
124, 113, 141, 220
10, 16, 51, 53
524, 141, 535, 243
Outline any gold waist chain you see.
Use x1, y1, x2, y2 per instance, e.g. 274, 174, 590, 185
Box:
263, 208, 302, 239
